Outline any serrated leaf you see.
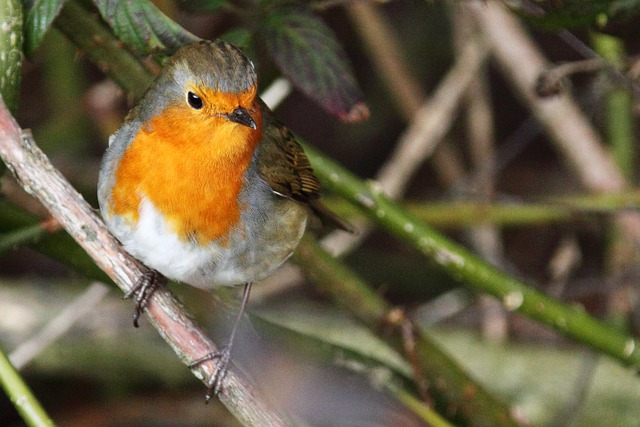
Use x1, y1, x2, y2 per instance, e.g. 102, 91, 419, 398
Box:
92, 0, 200, 57
22, 0, 67, 56
260, 7, 368, 122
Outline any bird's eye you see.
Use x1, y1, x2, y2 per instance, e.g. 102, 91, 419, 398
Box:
187, 91, 203, 110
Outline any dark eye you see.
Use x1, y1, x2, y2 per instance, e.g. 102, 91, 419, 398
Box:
187, 91, 203, 109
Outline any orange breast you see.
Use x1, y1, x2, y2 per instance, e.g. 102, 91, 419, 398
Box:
110, 103, 261, 244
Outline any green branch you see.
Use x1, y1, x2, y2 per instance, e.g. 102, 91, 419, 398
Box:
0, 347, 55, 427
293, 237, 519, 426
0, 200, 110, 282
592, 32, 635, 181
305, 144, 640, 369
367, 190, 640, 228
55, 1, 153, 100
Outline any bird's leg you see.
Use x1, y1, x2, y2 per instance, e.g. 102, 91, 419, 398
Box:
124, 269, 167, 327
190, 282, 252, 401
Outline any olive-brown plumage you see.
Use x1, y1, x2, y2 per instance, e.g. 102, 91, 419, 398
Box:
257, 100, 353, 232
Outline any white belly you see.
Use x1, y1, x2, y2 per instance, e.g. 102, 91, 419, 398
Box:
105, 195, 307, 288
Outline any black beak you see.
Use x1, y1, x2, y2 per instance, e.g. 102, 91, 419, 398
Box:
226, 107, 257, 130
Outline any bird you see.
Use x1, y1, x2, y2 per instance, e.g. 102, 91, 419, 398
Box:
97, 39, 352, 399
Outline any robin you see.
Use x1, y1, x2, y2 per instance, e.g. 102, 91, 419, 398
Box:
97, 40, 352, 398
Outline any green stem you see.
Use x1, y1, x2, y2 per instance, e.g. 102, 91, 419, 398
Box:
0, 200, 110, 282
305, 144, 640, 369
592, 33, 635, 181
592, 33, 638, 329
389, 384, 455, 427
293, 237, 387, 322
54, 1, 153, 100
323, 189, 640, 230
0, 347, 55, 427
293, 237, 519, 426
394, 191, 640, 228
0, 223, 48, 254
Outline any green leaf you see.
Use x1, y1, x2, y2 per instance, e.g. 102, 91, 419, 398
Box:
260, 7, 368, 122
22, 0, 67, 56
92, 0, 200, 57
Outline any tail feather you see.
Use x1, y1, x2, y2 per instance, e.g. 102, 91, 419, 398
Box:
308, 200, 355, 234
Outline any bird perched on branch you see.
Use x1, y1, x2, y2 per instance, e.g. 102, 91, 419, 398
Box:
98, 39, 352, 399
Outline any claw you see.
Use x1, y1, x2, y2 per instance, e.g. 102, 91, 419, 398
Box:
190, 346, 232, 401
125, 269, 166, 327
210, 346, 232, 400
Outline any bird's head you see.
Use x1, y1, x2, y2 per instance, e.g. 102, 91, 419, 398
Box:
136, 40, 260, 135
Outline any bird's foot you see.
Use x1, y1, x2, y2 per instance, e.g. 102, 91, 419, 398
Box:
190, 345, 233, 402
124, 269, 166, 327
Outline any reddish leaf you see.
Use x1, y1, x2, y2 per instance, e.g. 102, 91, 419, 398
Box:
260, 7, 369, 122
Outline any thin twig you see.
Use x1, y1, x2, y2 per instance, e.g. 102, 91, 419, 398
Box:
9, 282, 110, 370
345, 1, 468, 188
345, 1, 424, 117
536, 58, 606, 97
322, 36, 490, 255
0, 98, 291, 426
376, 37, 490, 199
474, 0, 640, 277
473, 1, 625, 193
260, 78, 291, 110
0, 217, 59, 254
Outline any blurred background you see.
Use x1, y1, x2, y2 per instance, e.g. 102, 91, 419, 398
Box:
2, 0, 640, 425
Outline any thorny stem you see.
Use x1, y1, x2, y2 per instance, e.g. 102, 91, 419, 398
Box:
293, 237, 519, 426
305, 144, 640, 370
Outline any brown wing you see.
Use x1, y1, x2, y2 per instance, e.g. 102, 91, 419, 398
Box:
257, 107, 321, 203
257, 100, 353, 233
